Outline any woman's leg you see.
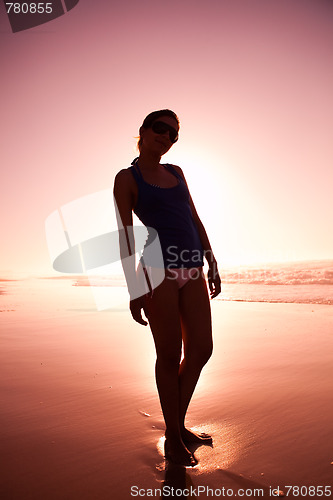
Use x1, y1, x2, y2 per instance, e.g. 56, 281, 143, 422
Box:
178, 269, 213, 439
144, 276, 196, 464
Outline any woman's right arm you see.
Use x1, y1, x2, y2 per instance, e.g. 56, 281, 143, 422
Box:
113, 170, 148, 325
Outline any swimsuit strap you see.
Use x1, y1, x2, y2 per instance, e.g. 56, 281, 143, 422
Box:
164, 163, 183, 181
129, 162, 143, 183
134, 161, 144, 179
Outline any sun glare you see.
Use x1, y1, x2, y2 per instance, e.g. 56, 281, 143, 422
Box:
166, 145, 247, 266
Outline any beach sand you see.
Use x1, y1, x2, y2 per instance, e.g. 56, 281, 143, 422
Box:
1, 278, 332, 499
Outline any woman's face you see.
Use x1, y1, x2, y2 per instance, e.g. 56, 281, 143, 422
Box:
141, 116, 179, 156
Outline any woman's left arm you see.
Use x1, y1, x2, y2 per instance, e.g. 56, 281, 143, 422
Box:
173, 166, 221, 298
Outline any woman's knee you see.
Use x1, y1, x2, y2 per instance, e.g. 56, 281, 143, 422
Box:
201, 341, 213, 365
185, 341, 213, 367
156, 349, 181, 370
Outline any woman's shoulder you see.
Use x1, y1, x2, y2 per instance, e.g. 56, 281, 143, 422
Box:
114, 167, 135, 182
115, 166, 134, 177
114, 167, 137, 192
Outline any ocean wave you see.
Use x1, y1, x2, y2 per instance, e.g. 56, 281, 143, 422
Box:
67, 261, 333, 306
217, 296, 332, 306
220, 261, 333, 286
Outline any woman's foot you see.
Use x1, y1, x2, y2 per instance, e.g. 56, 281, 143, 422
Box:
164, 438, 198, 467
181, 428, 213, 445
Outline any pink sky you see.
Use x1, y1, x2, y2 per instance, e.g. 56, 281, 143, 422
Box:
1, 0, 332, 276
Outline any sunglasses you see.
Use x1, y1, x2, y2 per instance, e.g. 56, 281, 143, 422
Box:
151, 121, 179, 143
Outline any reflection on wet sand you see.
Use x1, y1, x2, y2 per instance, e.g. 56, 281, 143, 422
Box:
156, 422, 245, 473
154, 422, 265, 498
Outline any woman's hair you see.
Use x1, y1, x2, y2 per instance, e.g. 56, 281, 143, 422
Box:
137, 109, 180, 152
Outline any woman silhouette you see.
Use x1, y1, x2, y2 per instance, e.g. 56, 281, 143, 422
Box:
113, 110, 221, 466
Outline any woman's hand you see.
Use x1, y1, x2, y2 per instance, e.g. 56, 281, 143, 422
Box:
129, 296, 149, 326
207, 262, 221, 299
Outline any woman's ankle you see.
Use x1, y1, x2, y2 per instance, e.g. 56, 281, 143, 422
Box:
165, 428, 182, 443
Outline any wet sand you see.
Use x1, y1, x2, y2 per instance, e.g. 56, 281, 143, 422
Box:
1, 278, 333, 498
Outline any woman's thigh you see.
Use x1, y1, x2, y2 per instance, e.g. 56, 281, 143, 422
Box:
178, 269, 213, 357
144, 276, 183, 358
